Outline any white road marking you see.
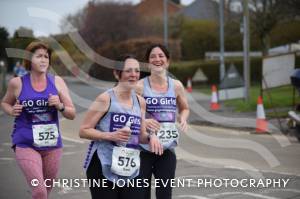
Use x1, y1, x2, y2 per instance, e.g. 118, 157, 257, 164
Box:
61, 135, 85, 144
176, 175, 219, 179
209, 192, 280, 199
224, 165, 300, 177
179, 125, 300, 177
2, 142, 11, 146
63, 151, 79, 156
175, 175, 219, 188
176, 195, 211, 199
176, 146, 264, 179
60, 115, 86, 144
58, 187, 73, 194
0, 157, 14, 161
63, 144, 76, 148
186, 125, 280, 168
58, 187, 89, 195
261, 188, 300, 194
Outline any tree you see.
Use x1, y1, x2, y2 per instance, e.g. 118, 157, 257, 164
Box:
285, 0, 300, 16
180, 20, 219, 60
78, 1, 144, 51
10, 27, 35, 50
171, 0, 181, 4
0, 27, 10, 59
8, 27, 35, 71
250, 0, 300, 55
60, 6, 87, 33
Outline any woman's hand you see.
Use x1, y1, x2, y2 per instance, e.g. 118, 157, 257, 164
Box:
149, 134, 163, 155
145, 118, 160, 133
11, 100, 23, 117
178, 116, 188, 133
48, 93, 62, 110
110, 127, 131, 143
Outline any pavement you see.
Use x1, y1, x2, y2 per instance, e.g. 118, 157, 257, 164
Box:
188, 89, 296, 136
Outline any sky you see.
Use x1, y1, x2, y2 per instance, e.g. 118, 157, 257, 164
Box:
0, 0, 195, 37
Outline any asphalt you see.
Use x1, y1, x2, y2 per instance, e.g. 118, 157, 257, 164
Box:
1, 75, 300, 199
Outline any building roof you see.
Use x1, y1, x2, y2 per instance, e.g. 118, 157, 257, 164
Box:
180, 0, 219, 20
135, 0, 182, 18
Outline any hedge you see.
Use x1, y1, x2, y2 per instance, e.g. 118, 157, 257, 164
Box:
89, 37, 181, 80
169, 56, 300, 86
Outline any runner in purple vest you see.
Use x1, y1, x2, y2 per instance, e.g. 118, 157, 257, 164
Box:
1, 41, 75, 199
135, 44, 190, 199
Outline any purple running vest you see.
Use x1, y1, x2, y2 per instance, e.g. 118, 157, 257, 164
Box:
12, 73, 62, 150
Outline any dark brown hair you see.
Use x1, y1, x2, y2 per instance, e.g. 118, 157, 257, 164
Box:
144, 44, 170, 62
114, 54, 138, 79
23, 41, 52, 71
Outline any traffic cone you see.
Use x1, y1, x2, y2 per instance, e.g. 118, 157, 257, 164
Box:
210, 85, 220, 111
186, 77, 192, 93
256, 96, 268, 133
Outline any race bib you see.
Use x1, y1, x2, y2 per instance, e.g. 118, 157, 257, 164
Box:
157, 123, 179, 147
111, 146, 140, 177
32, 124, 59, 147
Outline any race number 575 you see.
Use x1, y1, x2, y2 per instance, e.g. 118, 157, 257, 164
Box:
38, 131, 55, 141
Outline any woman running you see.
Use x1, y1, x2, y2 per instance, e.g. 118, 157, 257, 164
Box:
79, 55, 163, 199
1, 41, 76, 199
136, 44, 190, 199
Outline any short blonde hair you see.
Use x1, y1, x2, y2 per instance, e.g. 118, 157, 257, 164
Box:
23, 41, 52, 71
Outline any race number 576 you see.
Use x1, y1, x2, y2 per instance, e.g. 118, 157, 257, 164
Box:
117, 156, 136, 168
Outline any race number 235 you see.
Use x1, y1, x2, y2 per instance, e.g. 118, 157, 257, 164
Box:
158, 130, 178, 139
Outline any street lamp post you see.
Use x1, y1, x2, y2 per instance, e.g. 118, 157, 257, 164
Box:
219, 0, 225, 82
243, 0, 250, 101
163, 0, 168, 48
0, 60, 6, 96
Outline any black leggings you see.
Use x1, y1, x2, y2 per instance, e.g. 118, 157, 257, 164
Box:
137, 149, 177, 199
86, 152, 138, 199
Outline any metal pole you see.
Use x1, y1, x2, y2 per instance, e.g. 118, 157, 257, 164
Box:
243, 0, 250, 101
219, 0, 225, 82
0, 60, 6, 96
163, 0, 168, 48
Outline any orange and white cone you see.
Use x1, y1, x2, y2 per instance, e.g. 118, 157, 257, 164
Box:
256, 96, 268, 133
210, 85, 220, 111
186, 77, 192, 93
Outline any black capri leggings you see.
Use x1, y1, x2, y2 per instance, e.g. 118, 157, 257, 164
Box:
137, 149, 177, 199
86, 152, 139, 199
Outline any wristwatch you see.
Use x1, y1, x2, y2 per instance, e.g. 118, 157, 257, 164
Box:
59, 104, 65, 112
